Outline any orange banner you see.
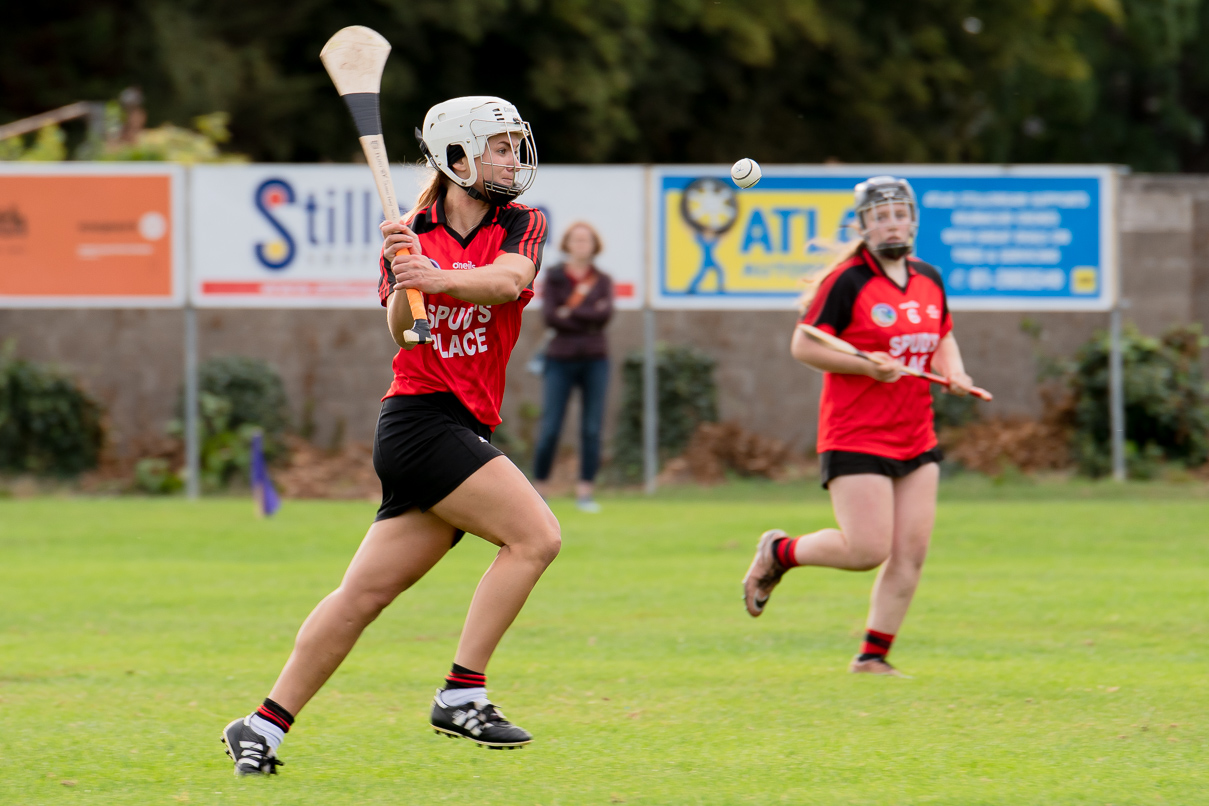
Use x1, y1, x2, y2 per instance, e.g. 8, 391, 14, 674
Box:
0, 174, 174, 298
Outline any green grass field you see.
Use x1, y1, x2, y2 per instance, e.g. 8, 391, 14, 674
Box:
1, 479, 1207, 804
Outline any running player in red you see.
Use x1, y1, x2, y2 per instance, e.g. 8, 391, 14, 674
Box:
222, 96, 558, 775
741, 176, 978, 676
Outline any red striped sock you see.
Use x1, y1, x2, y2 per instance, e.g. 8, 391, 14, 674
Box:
256, 698, 294, 733
772, 536, 802, 568
444, 663, 486, 690
858, 629, 895, 661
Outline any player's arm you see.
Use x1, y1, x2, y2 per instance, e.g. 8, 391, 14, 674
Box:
393, 251, 535, 306
386, 290, 418, 350
930, 333, 974, 396
790, 327, 904, 383
380, 219, 422, 350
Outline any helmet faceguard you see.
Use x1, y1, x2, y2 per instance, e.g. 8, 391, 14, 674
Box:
415, 96, 537, 205
854, 176, 918, 260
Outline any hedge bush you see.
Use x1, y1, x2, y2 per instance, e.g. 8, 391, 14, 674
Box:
1070, 324, 1209, 477
174, 356, 290, 489
613, 345, 718, 481
0, 344, 105, 475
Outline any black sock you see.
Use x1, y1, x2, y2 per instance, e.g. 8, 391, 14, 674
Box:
256, 697, 295, 732
443, 663, 486, 690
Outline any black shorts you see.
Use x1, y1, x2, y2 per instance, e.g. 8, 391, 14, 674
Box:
819, 448, 943, 489
373, 393, 503, 546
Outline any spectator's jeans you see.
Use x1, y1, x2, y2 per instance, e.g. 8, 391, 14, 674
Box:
533, 357, 609, 483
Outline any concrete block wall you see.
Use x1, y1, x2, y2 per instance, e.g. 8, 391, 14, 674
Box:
2, 173, 1206, 461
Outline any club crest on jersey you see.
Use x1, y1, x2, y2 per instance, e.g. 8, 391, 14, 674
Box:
871, 303, 897, 327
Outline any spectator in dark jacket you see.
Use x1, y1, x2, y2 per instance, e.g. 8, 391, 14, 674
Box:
532, 221, 614, 511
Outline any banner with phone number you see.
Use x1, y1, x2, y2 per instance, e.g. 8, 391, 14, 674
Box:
652, 165, 1117, 311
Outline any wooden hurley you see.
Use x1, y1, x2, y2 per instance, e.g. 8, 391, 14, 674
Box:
796, 323, 993, 401
320, 26, 433, 346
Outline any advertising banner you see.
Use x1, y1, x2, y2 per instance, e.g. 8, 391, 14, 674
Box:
190, 164, 422, 308
190, 164, 645, 309
0, 164, 184, 307
521, 166, 644, 309
652, 165, 1117, 311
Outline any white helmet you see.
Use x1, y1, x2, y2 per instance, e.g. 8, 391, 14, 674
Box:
415, 96, 537, 205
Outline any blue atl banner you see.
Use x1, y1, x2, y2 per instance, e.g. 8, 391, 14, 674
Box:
651, 165, 1118, 311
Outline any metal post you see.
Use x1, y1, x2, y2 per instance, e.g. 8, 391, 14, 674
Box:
641, 165, 658, 495
642, 306, 658, 494
184, 303, 200, 499
183, 166, 200, 499
1109, 304, 1126, 482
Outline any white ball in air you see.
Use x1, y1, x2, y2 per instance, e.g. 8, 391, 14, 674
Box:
730, 158, 762, 188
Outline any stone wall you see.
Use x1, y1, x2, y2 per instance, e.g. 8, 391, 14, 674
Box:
2, 173, 1207, 461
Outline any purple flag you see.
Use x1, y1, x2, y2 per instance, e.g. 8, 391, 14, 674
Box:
250, 431, 281, 517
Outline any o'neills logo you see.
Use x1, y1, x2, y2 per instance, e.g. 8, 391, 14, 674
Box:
0, 205, 27, 237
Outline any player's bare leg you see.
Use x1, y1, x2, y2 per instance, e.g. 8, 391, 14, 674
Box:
222, 511, 454, 774
743, 475, 893, 615
793, 474, 895, 570
851, 462, 938, 675
268, 510, 456, 715
431, 455, 561, 673
420, 455, 559, 747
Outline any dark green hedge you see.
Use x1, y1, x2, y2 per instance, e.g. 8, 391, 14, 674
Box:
0, 344, 104, 475
1070, 324, 1209, 477
613, 345, 717, 481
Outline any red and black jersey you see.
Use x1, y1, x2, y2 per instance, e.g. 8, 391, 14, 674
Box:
378, 194, 547, 429
800, 245, 953, 460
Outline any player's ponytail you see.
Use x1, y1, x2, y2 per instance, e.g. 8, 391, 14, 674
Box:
404, 166, 445, 224
797, 238, 865, 313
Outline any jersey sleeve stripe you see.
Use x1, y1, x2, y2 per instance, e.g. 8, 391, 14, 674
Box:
531, 211, 548, 262
522, 209, 540, 262
518, 208, 546, 263
522, 210, 536, 261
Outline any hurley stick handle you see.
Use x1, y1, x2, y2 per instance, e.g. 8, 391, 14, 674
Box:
321, 26, 433, 346
359, 132, 431, 343
796, 323, 992, 401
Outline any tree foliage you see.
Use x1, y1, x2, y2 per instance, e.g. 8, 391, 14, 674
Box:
4, 1, 1209, 168
1, 112, 245, 163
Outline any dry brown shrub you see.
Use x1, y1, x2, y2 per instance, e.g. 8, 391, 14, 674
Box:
940, 394, 1070, 474
678, 421, 793, 484
940, 417, 1071, 474
275, 436, 378, 499
940, 389, 1077, 474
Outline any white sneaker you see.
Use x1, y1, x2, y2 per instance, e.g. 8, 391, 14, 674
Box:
576, 497, 601, 513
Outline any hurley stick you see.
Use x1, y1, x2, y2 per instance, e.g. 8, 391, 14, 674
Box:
797, 323, 993, 401
320, 26, 433, 346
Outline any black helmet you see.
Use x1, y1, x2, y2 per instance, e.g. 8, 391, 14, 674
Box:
853, 176, 918, 260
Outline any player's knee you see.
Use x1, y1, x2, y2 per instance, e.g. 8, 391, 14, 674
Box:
850, 543, 890, 571
500, 509, 560, 565
533, 518, 562, 566
522, 511, 561, 566
889, 549, 926, 576
342, 586, 397, 622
